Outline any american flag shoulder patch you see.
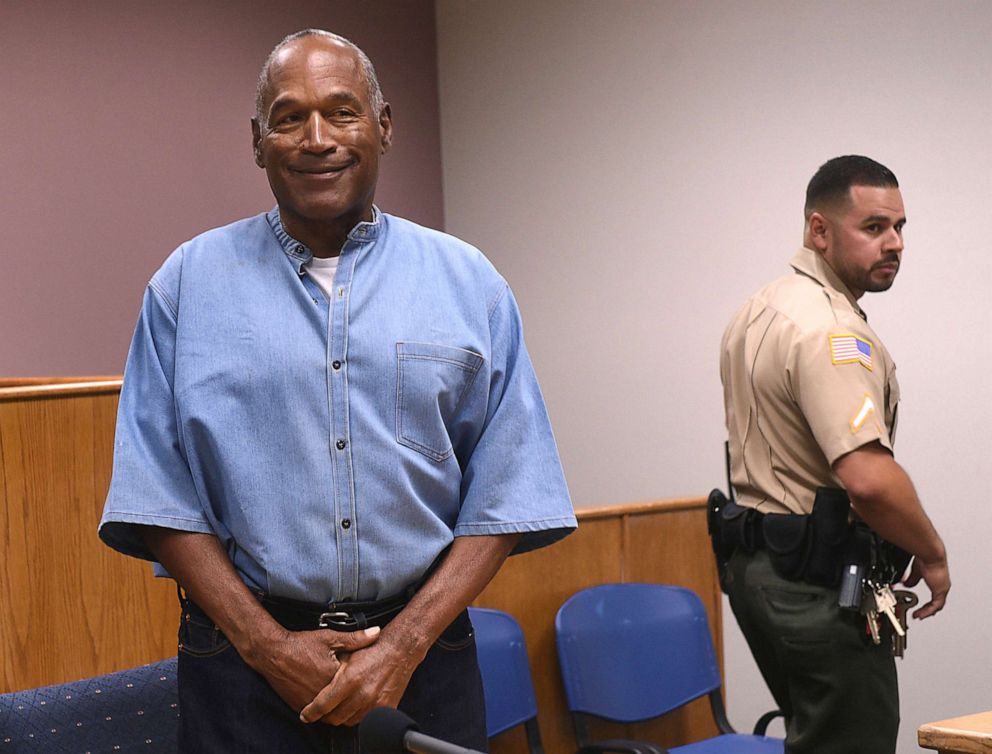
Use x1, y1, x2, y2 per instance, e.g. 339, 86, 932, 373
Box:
829, 334, 873, 370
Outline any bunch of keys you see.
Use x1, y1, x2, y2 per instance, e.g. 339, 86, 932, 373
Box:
891, 590, 919, 658
860, 581, 891, 645
860, 580, 918, 657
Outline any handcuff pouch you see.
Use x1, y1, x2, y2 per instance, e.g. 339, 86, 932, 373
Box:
762, 513, 810, 580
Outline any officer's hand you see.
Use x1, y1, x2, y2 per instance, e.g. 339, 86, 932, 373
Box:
903, 556, 950, 619
298, 631, 421, 727
251, 626, 381, 714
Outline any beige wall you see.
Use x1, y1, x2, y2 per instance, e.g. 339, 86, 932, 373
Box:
0, 0, 443, 376
436, 2, 991, 752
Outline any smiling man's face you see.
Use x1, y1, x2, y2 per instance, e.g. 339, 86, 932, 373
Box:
251, 35, 392, 252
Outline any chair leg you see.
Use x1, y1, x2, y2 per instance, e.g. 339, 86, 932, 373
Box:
707, 690, 736, 735
524, 718, 545, 754
753, 709, 785, 736
573, 714, 593, 748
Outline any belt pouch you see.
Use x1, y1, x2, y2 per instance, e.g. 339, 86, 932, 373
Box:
843, 522, 873, 569
805, 487, 852, 586
877, 539, 913, 581
762, 513, 810, 580
720, 498, 760, 552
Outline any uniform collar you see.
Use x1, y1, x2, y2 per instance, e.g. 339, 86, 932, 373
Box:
790, 246, 866, 320
266, 206, 383, 275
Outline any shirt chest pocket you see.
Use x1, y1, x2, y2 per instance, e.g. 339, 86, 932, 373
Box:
396, 341, 485, 462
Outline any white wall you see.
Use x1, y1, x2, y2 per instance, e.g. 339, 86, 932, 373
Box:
436, 2, 991, 751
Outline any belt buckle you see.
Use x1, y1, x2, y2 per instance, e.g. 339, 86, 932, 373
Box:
319, 610, 358, 630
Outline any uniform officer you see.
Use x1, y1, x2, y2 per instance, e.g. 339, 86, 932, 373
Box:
719, 155, 950, 754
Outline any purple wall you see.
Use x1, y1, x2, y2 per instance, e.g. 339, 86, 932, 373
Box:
0, 0, 443, 376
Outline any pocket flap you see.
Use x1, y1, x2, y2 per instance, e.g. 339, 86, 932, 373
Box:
720, 499, 751, 523
762, 513, 808, 555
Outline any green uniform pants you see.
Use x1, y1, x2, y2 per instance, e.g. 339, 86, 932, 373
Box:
724, 547, 898, 754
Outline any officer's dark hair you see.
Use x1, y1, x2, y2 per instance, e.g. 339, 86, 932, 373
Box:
804, 156, 899, 218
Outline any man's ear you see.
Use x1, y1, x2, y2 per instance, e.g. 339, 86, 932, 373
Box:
378, 103, 393, 154
807, 211, 830, 251
251, 118, 265, 167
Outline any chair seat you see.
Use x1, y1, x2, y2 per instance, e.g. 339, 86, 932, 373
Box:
670, 733, 783, 753
0, 657, 179, 753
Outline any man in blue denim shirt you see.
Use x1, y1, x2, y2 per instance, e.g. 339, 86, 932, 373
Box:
99, 29, 575, 753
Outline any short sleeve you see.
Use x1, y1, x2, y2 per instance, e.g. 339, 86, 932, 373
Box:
453, 285, 576, 554
99, 276, 213, 561
789, 327, 892, 465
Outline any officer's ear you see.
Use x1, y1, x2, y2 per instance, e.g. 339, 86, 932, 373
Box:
807, 211, 830, 252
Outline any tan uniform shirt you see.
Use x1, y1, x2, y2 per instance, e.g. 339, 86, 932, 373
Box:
720, 247, 900, 515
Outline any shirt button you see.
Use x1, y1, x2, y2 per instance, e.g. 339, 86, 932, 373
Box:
336, 439, 347, 450
295, 244, 304, 254
332, 360, 342, 370
341, 519, 352, 529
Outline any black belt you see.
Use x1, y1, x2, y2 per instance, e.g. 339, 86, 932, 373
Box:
260, 589, 412, 632
732, 506, 767, 551
254, 546, 451, 632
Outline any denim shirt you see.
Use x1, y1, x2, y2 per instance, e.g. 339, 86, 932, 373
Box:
99, 208, 575, 602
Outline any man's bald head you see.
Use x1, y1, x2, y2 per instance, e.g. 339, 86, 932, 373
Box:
254, 29, 384, 130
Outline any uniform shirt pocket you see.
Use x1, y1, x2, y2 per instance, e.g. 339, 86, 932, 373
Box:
396, 341, 485, 462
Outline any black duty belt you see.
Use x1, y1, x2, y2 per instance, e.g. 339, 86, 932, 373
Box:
740, 508, 767, 550
260, 589, 412, 632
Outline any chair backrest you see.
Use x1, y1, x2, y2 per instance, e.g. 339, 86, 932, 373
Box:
555, 583, 722, 723
469, 606, 543, 752
0, 657, 179, 752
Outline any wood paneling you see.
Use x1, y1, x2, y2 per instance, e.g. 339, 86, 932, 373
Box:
1, 379, 722, 754
0, 381, 175, 693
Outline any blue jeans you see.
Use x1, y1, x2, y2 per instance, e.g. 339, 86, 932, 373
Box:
176, 598, 487, 753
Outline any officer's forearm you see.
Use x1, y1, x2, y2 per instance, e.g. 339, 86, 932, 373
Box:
833, 443, 946, 565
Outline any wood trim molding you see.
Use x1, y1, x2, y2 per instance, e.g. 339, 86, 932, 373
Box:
0, 378, 123, 401
576, 495, 706, 520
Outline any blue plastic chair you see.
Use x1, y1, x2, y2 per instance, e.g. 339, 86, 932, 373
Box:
469, 607, 545, 754
555, 584, 782, 754
0, 657, 179, 753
